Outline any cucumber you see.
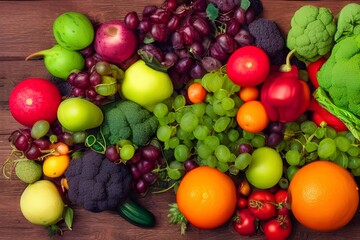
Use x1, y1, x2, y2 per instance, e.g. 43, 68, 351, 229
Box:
117, 198, 156, 228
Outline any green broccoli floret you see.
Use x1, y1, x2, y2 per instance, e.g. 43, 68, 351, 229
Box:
334, 3, 360, 42
100, 100, 159, 146
317, 34, 360, 117
286, 5, 336, 62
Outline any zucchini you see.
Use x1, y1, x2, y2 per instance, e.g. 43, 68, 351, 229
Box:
117, 198, 156, 228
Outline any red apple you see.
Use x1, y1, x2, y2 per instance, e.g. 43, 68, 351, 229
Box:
94, 20, 137, 66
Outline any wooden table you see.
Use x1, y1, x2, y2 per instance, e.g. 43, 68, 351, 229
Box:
1, 0, 359, 239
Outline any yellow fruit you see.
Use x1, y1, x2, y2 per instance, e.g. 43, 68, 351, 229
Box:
288, 160, 359, 231
20, 180, 64, 226
43, 155, 70, 178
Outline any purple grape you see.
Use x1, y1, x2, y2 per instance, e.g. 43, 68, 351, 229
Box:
269, 121, 286, 134
267, 132, 284, 148
14, 134, 30, 151
238, 143, 253, 154
33, 138, 51, 150
245, 8, 255, 24
85, 55, 98, 70
89, 71, 102, 86
80, 45, 94, 57
142, 5, 158, 18
163, 52, 179, 68
226, 19, 241, 36
135, 178, 148, 194
124, 11, 140, 30
85, 87, 98, 101
50, 121, 63, 135
67, 72, 77, 85
189, 62, 206, 79
190, 16, 211, 36
24, 143, 42, 160
234, 28, 254, 46
73, 72, 91, 89
150, 23, 168, 42
171, 31, 184, 49
184, 158, 199, 172
138, 18, 151, 33
141, 145, 161, 163
192, 0, 207, 12
150, 8, 171, 24
105, 145, 120, 162
71, 87, 85, 97
201, 56, 222, 72
174, 57, 193, 74
137, 160, 155, 174
142, 171, 158, 185
165, 0, 178, 11
129, 152, 142, 164
216, 33, 237, 53
209, 42, 228, 61
188, 42, 204, 59
234, 7, 246, 24
129, 164, 142, 179
20, 129, 32, 140
139, 44, 164, 62
8, 130, 22, 145
57, 132, 74, 146
167, 15, 181, 32
175, 49, 190, 59
180, 25, 201, 45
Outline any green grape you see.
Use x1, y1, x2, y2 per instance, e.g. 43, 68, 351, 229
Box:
193, 125, 210, 140
216, 161, 229, 172
72, 131, 87, 144
167, 136, 180, 149
183, 139, 194, 148
222, 75, 241, 95
228, 165, 240, 175
197, 143, 213, 160
158, 117, 169, 126
289, 140, 303, 152
205, 103, 219, 120
157, 125, 173, 142
167, 112, 176, 124
347, 146, 360, 157
300, 120, 318, 135
228, 129, 240, 142
180, 112, 199, 132
348, 157, 360, 169
251, 134, 266, 148
214, 116, 231, 133
176, 128, 194, 141
172, 95, 186, 110
233, 94, 243, 108
153, 102, 169, 119
214, 145, 231, 162
217, 132, 230, 145
351, 166, 360, 177
286, 165, 299, 181
214, 89, 229, 100
120, 144, 135, 161
221, 97, 235, 111
226, 108, 238, 117
202, 115, 214, 130
235, 152, 252, 170
204, 135, 220, 150
285, 149, 301, 165
314, 127, 326, 139
206, 155, 218, 168
31, 120, 50, 139
305, 152, 318, 163
212, 100, 226, 116
191, 103, 206, 117
205, 93, 214, 104
317, 138, 336, 159
167, 168, 183, 180
242, 130, 254, 140
325, 126, 337, 138
175, 108, 186, 123
174, 144, 190, 162
278, 177, 289, 189
201, 72, 224, 92
334, 135, 351, 152
332, 151, 348, 168
344, 132, 356, 144
305, 142, 318, 152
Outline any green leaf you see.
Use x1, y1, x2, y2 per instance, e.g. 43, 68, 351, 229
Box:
206, 3, 219, 22
64, 206, 74, 230
241, 0, 251, 11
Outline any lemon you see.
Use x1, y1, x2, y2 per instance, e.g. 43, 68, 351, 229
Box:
20, 180, 64, 226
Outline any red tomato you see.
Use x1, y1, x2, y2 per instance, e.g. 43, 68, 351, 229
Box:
263, 215, 292, 240
237, 197, 248, 209
274, 189, 289, 215
232, 208, 257, 236
9, 78, 62, 127
226, 46, 270, 87
308, 98, 348, 132
307, 57, 326, 88
247, 190, 276, 220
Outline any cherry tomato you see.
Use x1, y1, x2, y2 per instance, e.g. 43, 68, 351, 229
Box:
307, 57, 326, 88
237, 197, 248, 209
232, 208, 257, 236
226, 46, 270, 87
263, 215, 292, 240
247, 190, 276, 220
274, 189, 289, 215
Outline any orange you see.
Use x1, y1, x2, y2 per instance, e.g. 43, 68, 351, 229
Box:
239, 86, 259, 102
176, 166, 237, 229
288, 160, 359, 232
236, 100, 269, 133
187, 82, 207, 104
42, 154, 70, 178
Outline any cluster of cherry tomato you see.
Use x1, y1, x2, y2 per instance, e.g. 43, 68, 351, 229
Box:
232, 179, 292, 240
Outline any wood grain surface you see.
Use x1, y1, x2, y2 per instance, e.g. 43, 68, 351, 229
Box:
1, 0, 359, 239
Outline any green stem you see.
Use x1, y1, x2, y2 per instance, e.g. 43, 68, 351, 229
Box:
279, 49, 296, 72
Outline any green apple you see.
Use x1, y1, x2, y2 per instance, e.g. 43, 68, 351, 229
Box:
120, 60, 173, 111
245, 147, 283, 189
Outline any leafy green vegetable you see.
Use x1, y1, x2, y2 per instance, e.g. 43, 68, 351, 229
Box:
334, 3, 360, 42
64, 206, 74, 231
286, 5, 336, 62
317, 34, 360, 117
168, 203, 188, 235
241, 0, 251, 11
313, 87, 360, 140
206, 3, 219, 22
